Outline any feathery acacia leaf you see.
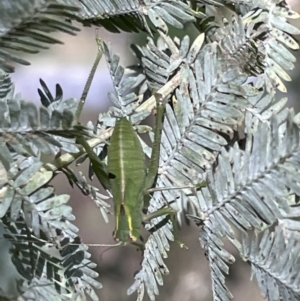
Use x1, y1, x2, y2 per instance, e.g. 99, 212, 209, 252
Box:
73, 0, 200, 34
242, 4, 300, 93
0, 77, 94, 163
1, 161, 102, 300
241, 225, 300, 300
0, 0, 80, 71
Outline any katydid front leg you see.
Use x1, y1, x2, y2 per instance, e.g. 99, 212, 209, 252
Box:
77, 136, 111, 190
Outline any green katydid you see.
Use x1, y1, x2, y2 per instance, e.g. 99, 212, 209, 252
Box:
82, 93, 176, 245
77, 35, 204, 247
107, 94, 176, 244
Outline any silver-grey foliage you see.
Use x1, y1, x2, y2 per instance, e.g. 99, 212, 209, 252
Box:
0, 0, 300, 301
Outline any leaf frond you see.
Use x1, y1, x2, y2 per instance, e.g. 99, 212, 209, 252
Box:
74, 0, 201, 34
241, 225, 300, 300
0, 1, 80, 71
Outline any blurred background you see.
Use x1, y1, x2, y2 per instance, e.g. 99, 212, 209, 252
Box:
1, 1, 300, 300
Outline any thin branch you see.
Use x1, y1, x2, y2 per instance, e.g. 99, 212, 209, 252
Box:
42, 128, 113, 173
136, 73, 181, 112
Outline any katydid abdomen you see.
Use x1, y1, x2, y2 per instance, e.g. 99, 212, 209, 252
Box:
108, 117, 147, 244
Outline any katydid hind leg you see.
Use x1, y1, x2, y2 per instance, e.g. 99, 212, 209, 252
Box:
75, 34, 110, 189
142, 93, 189, 248
144, 94, 165, 191
74, 34, 105, 124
